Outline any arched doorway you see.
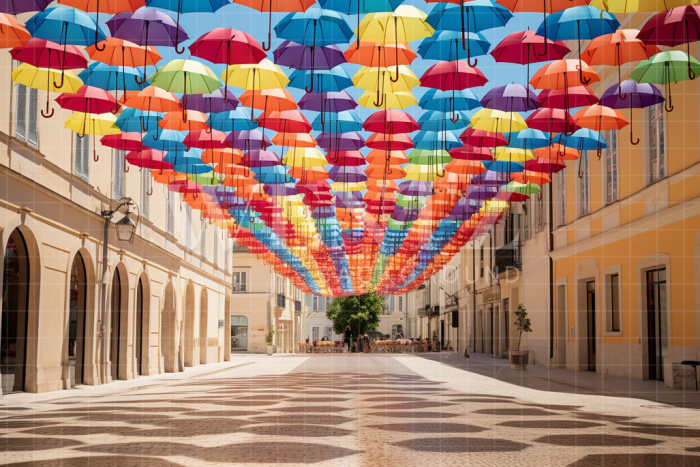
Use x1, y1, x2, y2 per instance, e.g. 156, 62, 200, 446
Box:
199, 289, 208, 364
160, 281, 178, 373
183, 282, 196, 366
109, 268, 124, 381
1, 229, 29, 393
68, 252, 87, 386
231, 316, 248, 352
135, 277, 145, 376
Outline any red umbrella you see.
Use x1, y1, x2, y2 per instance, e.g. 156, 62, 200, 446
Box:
526, 108, 579, 134
363, 109, 420, 134
56, 85, 119, 114
326, 150, 366, 166
101, 132, 143, 151
184, 128, 227, 150
449, 145, 493, 161
537, 86, 598, 109
459, 128, 507, 147
126, 149, 173, 179
256, 110, 312, 133
420, 60, 488, 90
10, 38, 87, 71
365, 133, 414, 150
490, 30, 570, 87
525, 157, 566, 173
189, 28, 266, 101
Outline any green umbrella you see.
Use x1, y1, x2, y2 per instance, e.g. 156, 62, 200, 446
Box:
150, 59, 222, 121
188, 171, 221, 186
503, 181, 541, 198
395, 193, 426, 208
407, 149, 453, 165
630, 51, 700, 112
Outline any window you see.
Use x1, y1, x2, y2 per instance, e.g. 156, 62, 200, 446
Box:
74, 133, 90, 181
201, 223, 207, 258
213, 230, 219, 266
534, 192, 544, 233
480, 245, 484, 278
312, 327, 319, 342
556, 169, 566, 227
276, 293, 285, 308
113, 150, 125, 200
232, 271, 247, 293
312, 296, 318, 312
578, 151, 589, 218
606, 273, 621, 332
647, 103, 665, 184
523, 203, 531, 240
141, 167, 150, 219
15, 84, 38, 147
398, 296, 403, 312
224, 237, 231, 271
166, 194, 175, 236
605, 130, 618, 204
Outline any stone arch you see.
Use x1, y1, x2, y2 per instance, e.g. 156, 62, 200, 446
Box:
0, 224, 41, 394
107, 262, 129, 382
63, 245, 97, 388
199, 288, 209, 364
160, 278, 179, 373
183, 281, 197, 367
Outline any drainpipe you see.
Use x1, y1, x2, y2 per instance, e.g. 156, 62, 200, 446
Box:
549, 181, 554, 360
99, 217, 109, 384
471, 238, 476, 353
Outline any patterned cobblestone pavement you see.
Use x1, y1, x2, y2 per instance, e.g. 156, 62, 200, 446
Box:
1, 354, 700, 466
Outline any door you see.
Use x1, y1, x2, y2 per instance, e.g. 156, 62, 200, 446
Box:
68, 253, 87, 386
230, 316, 248, 352
503, 299, 510, 353
488, 305, 494, 355
586, 281, 596, 372
1, 230, 29, 393
135, 278, 143, 376
646, 268, 667, 381
440, 320, 445, 350
110, 269, 122, 381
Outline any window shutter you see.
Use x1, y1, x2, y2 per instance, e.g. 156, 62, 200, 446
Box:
27, 88, 38, 145
113, 150, 125, 199
16, 85, 26, 140
74, 133, 83, 176
140, 168, 150, 219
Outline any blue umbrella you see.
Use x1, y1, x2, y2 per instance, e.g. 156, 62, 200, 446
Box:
251, 165, 293, 184
209, 108, 257, 132
418, 30, 490, 67
274, 8, 354, 47
312, 110, 363, 132
288, 67, 353, 93
115, 108, 163, 133
413, 131, 462, 151
426, 1, 512, 58
78, 63, 148, 106
553, 128, 607, 151
145, 0, 230, 53
143, 128, 187, 152
27, 6, 105, 46
418, 110, 470, 131
536, 6, 620, 84
419, 88, 481, 113
508, 129, 550, 150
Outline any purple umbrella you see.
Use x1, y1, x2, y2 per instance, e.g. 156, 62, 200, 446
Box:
274, 41, 345, 71
183, 88, 239, 113
480, 84, 539, 112
449, 197, 480, 219
471, 171, 509, 186
241, 149, 281, 167
598, 80, 664, 145
0, 0, 50, 13
298, 91, 357, 113
329, 165, 368, 183
466, 184, 499, 201
336, 198, 365, 209
391, 206, 420, 222
317, 131, 365, 151
225, 129, 271, 150
311, 206, 336, 218
265, 182, 298, 197
107, 8, 188, 84
399, 180, 432, 197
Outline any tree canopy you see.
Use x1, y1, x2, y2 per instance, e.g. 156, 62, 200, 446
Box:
326, 293, 386, 336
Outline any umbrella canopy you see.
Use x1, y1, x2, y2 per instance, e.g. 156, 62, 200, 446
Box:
481, 84, 539, 112
599, 79, 665, 144
12, 63, 83, 118
56, 85, 119, 114
146, 0, 231, 53
630, 51, 700, 112
363, 109, 420, 134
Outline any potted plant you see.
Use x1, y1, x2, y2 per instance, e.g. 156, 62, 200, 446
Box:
509, 304, 532, 370
265, 330, 276, 355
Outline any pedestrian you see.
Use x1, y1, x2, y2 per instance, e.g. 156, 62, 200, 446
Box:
343, 326, 352, 352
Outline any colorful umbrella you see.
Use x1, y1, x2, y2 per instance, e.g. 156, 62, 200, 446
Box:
12, 63, 83, 118
629, 51, 700, 112
145, 0, 230, 53
232, 0, 315, 51
0, 13, 30, 48
59, 0, 144, 49
599, 79, 664, 144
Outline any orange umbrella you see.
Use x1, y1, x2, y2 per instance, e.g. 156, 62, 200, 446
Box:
158, 110, 209, 130
152, 169, 187, 184
573, 104, 629, 131
288, 165, 328, 182
365, 149, 408, 165
534, 143, 579, 161
434, 171, 469, 191
445, 159, 486, 176
365, 164, 406, 180
87, 37, 161, 68
203, 148, 243, 165
120, 86, 181, 113
366, 179, 399, 192
216, 163, 251, 176
271, 132, 317, 147
529, 59, 599, 90
512, 170, 551, 186
239, 88, 297, 112
344, 42, 417, 67
0, 13, 30, 48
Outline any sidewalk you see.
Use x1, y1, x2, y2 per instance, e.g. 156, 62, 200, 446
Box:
418, 352, 700, 410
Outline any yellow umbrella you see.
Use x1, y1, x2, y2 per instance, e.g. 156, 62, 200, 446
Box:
12, 63, 83, 118
591, 0, 697, 11
405, 164, 445, 182
221, 59, 289, 91
65, 112, 120, 135
353, 66, 420, 91
470, 108, 528, 134
357, 5, 434, 44
282, 147, 327, 167
494, 147, 535, 162
357, 90, 417, 109
332, 181, 366, 191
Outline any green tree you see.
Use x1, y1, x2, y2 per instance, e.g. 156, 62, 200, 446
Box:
326, 292, 386, 336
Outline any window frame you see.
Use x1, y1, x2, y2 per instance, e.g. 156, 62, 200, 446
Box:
604, 130, 618, 205
113, 149, 125, 200
15, 84, 38, 148
556, 169, 566, 227
140, 167, 151, 219
603, 267, 623, 336
74, 133, 90, 182
232, 270, 247, 293
646, 103, 666, 185
578, 151, 590, 218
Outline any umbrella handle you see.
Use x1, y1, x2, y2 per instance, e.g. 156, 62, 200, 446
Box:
40, 94, 54, 119
577, 154, 584, 179
152, 131, 159, 141
124, 155, 130, 173
174, 5, 185, 55
135, 22, 150, 85
534, 8, 549, 60
53, 70, 66, 90
665, 80, 674, 113
94, 6, 105, 51
223, 40, 232, 103
305, 66, 315, 93
141, 116, 149, 133
390, 21, 400, 82
146, 183, 153, 196
94, 31, 106, 52
93, 147, 99, 163
261, 6, 272, 51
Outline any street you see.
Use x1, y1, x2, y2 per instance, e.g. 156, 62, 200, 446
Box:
1, 353, 699, 466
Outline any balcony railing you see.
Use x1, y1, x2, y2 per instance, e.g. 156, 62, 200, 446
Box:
494, 240, 522, 273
